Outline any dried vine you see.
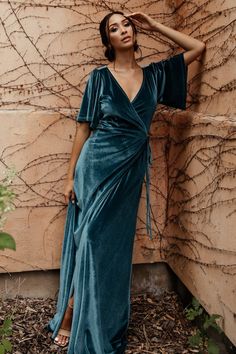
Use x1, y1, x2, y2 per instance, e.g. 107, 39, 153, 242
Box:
0, 0, 236, 306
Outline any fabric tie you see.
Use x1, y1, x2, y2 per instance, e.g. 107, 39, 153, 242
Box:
146, 136, 153, 240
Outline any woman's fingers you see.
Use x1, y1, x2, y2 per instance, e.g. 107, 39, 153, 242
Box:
64, 191, 70, 204
64, 190, 73, 204
126, 11, 142, 17
64, 180, 75, 204
71, 190, 75, 203
126, 12, 156, 30
126, 13, 142, 23
126, 12, 146, 21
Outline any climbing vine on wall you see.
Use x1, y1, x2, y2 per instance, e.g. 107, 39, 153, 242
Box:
0, 0, 235, 113
0, 0, 235, 272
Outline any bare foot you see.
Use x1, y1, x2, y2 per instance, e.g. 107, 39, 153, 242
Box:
54, 297, 74, 347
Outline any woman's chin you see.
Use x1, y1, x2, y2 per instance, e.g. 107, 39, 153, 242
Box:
116, 43, 135, 52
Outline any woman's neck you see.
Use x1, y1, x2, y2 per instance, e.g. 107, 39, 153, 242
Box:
110, 49, 139, 71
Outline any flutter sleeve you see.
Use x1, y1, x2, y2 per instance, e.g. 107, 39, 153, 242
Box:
150, 52, 188, 109
76, 68, 102, 129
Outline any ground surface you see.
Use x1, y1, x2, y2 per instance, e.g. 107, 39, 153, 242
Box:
0, 290, 204, 353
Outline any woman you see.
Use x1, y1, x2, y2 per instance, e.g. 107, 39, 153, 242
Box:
47, 10, 205, 353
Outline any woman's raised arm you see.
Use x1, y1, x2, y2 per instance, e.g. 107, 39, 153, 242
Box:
126, 12, 206, 65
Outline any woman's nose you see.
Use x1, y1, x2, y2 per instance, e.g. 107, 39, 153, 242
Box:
120, 26, 127, 34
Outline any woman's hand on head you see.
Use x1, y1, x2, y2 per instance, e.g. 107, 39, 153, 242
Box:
126, 12, 157, 31
64, 179, 75, 204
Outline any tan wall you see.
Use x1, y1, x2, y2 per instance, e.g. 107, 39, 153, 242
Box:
163, 110, 236, 346
0, 0, 236, 346
0, 0, 175, 270
0, 109, 162, 270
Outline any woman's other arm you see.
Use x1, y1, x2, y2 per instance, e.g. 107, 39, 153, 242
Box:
64, 122, 91, 204
126, 12, 206, 65
151, 22, 205, 65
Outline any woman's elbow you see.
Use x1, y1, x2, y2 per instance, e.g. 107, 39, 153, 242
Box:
198, 41, 206, 53
194, 40, 206, 57
184, 42, 206, 65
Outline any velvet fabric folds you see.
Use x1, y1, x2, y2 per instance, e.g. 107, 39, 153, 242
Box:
47, 52, 188, 353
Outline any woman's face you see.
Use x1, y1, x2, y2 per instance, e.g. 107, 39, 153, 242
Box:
107, 14, 135, 52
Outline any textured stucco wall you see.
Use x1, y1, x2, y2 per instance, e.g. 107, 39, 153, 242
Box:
0, 0, 177, 271
162, 110, 236, 346
0, 0, 236, 346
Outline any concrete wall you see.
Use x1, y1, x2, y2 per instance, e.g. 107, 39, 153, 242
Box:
0, 263, 175, 299
0, 0, 236, 347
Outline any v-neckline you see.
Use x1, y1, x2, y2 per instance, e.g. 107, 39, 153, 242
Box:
106, 66, 145, 104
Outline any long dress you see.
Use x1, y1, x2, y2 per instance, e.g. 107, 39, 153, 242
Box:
46, 52, 188, 354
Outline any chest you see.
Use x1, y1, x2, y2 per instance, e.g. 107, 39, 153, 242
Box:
107, 69, 144, 102
99, 68, 157, 125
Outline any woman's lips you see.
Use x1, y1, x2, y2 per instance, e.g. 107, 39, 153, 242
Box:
121, 36, 131, 42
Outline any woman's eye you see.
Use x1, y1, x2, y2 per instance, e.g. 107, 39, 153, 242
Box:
109, 22, 130, 32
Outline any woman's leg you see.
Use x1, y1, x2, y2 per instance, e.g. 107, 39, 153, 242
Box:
54, 296, 74, 346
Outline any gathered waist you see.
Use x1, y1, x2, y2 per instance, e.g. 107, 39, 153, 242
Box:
90, 119, 154, 240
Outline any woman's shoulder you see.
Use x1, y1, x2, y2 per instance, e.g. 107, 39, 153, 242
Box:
95, 64, 107, 71
84, 65, 106, 83
86, 65, 107, 83
90, 65, 107, 75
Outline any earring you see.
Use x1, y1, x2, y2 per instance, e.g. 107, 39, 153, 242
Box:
108, 43, 114, 54
134, 39, 139, 52
107, 44, 115, 61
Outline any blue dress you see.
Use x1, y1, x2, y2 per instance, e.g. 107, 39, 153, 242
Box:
47, 52, 188, 353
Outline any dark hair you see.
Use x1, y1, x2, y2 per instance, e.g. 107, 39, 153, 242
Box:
99, 11, 139, 62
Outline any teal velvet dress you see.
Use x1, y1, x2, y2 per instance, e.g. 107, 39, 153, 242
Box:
47, 52, 188, 353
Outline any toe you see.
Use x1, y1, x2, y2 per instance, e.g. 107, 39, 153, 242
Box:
57, 335, 63, 346
62, 335, 68, 346
54, 333, 69, 347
